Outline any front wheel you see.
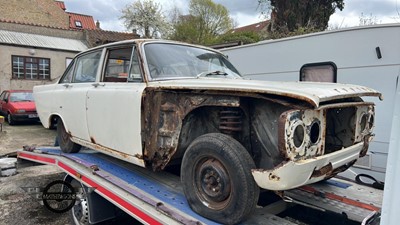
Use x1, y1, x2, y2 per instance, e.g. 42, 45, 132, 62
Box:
7, 113, 15, 125
181, 133, 259, 225
57, 119, 81, 153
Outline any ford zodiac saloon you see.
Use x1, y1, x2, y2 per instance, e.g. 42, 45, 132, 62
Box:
33, 39, 381, 224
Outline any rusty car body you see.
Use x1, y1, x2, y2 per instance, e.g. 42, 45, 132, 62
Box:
33, 39, 381, 224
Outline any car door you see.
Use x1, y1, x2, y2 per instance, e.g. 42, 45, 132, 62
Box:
0, 91, 6, 114
0, 91, 5, 114
0, 91, 10, 115
86, 45, 146, 166
54, 49, 103, 142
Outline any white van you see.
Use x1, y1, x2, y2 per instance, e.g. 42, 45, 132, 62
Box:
222, 24, 400, 181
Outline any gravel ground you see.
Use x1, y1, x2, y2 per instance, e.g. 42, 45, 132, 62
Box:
0, 122, 56, 156
0, 122, 70, 225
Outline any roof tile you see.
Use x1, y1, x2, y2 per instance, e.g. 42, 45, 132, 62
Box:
68, 12, 97, 30
86, 29, 140, 47
55, 1, 66, 10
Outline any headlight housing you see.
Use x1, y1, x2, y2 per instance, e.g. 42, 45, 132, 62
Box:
280, 109, 325, 161
280, 104, 375, 161
355, 105, 375, 142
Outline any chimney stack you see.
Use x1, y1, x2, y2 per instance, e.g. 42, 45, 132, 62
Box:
96, 20, 100, 29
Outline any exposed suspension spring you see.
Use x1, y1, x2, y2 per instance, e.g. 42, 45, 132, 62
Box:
219, 108, 242, 135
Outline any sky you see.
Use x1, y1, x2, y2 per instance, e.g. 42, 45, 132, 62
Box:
61, 0, 400, 32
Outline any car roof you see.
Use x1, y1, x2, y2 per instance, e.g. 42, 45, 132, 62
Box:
76, 39, 222, 57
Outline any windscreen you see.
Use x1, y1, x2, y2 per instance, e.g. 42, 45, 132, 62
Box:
144, 43, 241, 80
10, 92, 34, 102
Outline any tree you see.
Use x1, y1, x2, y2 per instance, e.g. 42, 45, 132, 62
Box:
359, 13, 379, 26
120, 0, 170, 38
216, 31, 261, 45
170, 15, 200, 43
258, 0, 344, 36
169, 0, 233, 45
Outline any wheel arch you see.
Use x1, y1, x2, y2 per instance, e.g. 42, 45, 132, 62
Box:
174, 105, 252, 162
48, 114, 61, 129
141, 88, 250, 171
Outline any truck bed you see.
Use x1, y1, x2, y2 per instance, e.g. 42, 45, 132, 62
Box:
17, 147, 382, 225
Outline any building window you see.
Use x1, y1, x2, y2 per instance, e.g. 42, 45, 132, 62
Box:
12, 56, 50, 80
300, 62, 337, 83
75, 20, 82, 28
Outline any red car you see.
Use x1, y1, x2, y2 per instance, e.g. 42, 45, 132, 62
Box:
0, 90, 38, 125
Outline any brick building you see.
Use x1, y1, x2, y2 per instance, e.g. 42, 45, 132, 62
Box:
0, 0, 139, 91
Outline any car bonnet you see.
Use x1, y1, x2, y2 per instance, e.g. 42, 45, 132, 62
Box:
147, 78, 382, 108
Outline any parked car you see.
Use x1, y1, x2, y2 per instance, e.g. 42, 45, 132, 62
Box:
33, 39, 381, 224
0, 90, 38, 125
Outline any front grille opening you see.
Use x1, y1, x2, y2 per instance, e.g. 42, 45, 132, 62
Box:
325, 107, 356, 153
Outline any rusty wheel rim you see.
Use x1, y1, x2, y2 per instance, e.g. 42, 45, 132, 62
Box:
194, 157, 232, 210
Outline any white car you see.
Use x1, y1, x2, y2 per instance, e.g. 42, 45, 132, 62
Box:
34, 39, 381, 224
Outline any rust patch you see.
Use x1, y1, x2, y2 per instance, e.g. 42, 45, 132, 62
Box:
134, 154, 144, 160
90, 137, 96, 144
360, 135, 372, 157
326, 160, 357, 179
278, 110, 296, 160
310, 163, 333, 178
81, 141, 137, 160
269, 173, 280, 181
142, 88, 241, 171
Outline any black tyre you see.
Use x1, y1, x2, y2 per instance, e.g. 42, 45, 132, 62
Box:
7, 113, 15, 125
181, 133, 259, 225
57, 119, 81, 153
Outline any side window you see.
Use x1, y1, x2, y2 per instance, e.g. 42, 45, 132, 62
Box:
60, 59, 75, 83
300, 62, 337, 83
104, 47, 132, 82
73, 50, 102, 83
4, 92, 10, 101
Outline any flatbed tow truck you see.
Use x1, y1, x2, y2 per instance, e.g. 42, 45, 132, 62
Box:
17, 147, 382, 225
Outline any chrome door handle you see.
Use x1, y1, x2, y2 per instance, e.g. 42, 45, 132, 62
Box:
63, 84, 72, 88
